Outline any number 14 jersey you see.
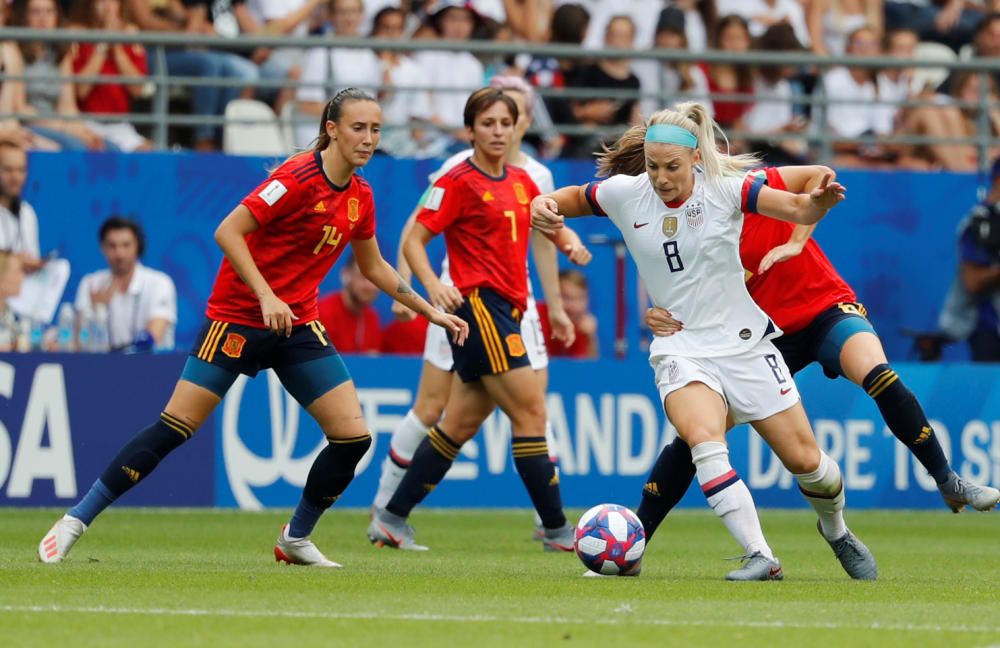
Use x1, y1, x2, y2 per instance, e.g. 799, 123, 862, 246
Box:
588, 168, 779, 358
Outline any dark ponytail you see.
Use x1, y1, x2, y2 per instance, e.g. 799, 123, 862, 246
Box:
315, 87, 378, 151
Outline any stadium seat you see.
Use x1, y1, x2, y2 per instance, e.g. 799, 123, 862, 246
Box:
223, 99, 287, 156
912, 42, 957, 92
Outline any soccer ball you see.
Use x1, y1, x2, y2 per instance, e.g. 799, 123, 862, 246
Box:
574, 503, 645, 576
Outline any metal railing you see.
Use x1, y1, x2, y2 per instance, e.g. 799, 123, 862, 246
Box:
2, 26, 999, 171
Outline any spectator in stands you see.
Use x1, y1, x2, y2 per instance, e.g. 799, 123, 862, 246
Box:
317, 252, 382, 353
527, 2, 589, 156
635, 7, 712, 119
581, 0, 661, 51
0, 2, 39, 150
75, 216, 177, 351
807, 0, 882, 56
10, 0, 108, 150
124, 0, 259, 150
563, 14, 641, 158
247, 0, 322, 113
69, 0, 152, 152
874, 27, 950, 169
701, 14, 754, 129
664, 0, 715, 51
940, 13, 1000, 95
744, 23, 810, 165
0, 141, 43, 274
884, 0, 982, 53
717, 0, 810, 47
939, 156, 1000, 361
542, 269, 597, 358
821, 24, 896, 168
366, 6, 437, 157
415, 0, 485, 143
295, 0, 379, 147
504, 0, 554, 42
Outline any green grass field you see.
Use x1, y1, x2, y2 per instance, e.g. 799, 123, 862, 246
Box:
1, 508, 998, 647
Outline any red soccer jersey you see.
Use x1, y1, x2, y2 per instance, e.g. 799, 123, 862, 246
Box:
380, 317, 429, 354
416, 160, 539, 312
741, 167, 857, 334
206, 151, 375, 328
72, 42, 148, 114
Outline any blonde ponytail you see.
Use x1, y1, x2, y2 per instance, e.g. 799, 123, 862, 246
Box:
595, 101, 758, 180
669, 101, 758, 179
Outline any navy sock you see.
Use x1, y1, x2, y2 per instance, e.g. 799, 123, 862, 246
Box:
289, 434, 372, 538
863, 364, 951, 484
68, 479, 116, 526
512, 437, 567, 529
385, 426, 459, 519
95, 412, 193, 500
636, 436, 696, 543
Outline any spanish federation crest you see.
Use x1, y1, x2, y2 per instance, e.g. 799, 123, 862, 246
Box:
685, 202, 704, 230
513, 182, 530, 205
347, 197, 360, 223
662, 216, 678, 238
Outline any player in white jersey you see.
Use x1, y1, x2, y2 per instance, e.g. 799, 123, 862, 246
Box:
531, 102, 877, 581
370, 76, 592, 544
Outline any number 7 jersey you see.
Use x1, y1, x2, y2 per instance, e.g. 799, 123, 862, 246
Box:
587, 168, 779, 358
417, 159, 539, 312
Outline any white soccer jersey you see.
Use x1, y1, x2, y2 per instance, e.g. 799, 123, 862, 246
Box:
589, 168, 779, 358
428, 149, 554, 301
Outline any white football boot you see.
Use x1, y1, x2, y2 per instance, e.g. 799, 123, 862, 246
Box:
274, 525, 342, 567
38, 514, 87, 563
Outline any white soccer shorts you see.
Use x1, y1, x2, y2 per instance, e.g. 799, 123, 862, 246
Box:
651, 339, 799, 424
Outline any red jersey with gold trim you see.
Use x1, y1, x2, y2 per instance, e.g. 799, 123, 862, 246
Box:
416, 159, 539, 311
741, 167, 856, 334
206, 151, 375, 328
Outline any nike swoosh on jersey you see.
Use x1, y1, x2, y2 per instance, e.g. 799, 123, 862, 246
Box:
780, 387, 792, 395
633, 222, 649, 229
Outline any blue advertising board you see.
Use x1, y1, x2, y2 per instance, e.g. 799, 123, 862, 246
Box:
0, 353, 214, 506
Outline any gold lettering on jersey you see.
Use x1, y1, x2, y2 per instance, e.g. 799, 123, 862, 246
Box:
313, 225, 343, 255
513, 182, 529, 205
662, 216, 678, 238
347, 197, 360, 223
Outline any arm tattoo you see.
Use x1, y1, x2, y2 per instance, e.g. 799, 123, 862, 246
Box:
394, 271, 413, 296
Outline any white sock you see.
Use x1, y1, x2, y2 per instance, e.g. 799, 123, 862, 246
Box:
795, 451, 847, 541
373, 409, 430, 510
692, 441, 774, 560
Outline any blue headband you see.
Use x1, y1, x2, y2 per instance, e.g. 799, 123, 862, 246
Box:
645, 124, 698, 149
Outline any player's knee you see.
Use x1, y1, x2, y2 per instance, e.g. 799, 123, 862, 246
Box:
444, 423, 479, 445
675, 423, 717, 447
781, 446, 820, 475
508, 398, 546, 431
413, 398, 445, 427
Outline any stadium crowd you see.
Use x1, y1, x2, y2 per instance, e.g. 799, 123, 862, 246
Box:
1, 0, 1000, 165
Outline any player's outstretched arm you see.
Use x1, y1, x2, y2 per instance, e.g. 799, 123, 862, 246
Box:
530, 230, 575, 346
389, 203, 426, 322
756, 166, 836, 272
352, 237, 469, 345
755, 173, 846, 226
215, 204, 297, 336
530, 185, 593, 235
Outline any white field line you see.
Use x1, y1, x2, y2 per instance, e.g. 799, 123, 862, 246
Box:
1, 605, 998, 634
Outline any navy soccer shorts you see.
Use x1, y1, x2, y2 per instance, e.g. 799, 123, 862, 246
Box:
773, 302, 878, 379
180, 318, 351, 407
451, 287, 531, 383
